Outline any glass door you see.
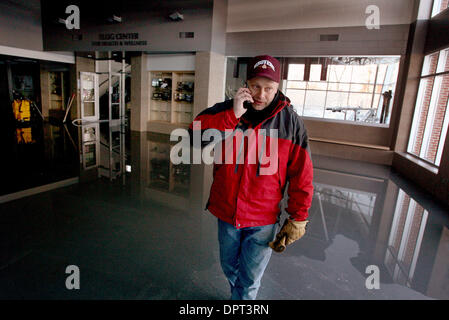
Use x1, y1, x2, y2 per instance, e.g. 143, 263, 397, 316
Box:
80, 72, 99, 121
79, 72, 100, 171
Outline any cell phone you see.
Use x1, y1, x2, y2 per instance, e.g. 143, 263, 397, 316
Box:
243, 82, 252, 109
243, 101, 252, 109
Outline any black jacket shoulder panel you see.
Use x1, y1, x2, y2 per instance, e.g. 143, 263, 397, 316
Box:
263, 105, 309, 149
290, 107, 310, 150
197, 99, 233, 117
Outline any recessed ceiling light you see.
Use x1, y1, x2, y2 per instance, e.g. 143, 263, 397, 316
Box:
169, 11, 184, 21
107, 15, 122, 23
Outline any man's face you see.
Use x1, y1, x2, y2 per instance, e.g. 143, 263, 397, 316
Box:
247, 76, 279, 110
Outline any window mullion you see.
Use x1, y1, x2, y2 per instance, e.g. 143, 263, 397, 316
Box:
419, 75, 439, 160
435, 96, 449, 166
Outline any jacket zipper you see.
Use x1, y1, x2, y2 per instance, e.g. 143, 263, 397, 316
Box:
231, 99, 287, 226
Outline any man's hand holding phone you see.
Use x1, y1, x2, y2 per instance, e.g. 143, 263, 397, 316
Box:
233, 87, 253, 118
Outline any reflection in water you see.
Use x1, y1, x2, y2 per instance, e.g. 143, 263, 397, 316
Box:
129, 132, 197, 213
299, 167, 448, 299
385, 191, 428, 287
1, 121, 79, 196
98, 121, 127, 183
313, 184, 377, 241
146, 137, 190, 197
0, 130, 447, 299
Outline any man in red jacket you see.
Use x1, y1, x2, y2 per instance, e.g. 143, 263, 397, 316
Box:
189, 55, 313, 300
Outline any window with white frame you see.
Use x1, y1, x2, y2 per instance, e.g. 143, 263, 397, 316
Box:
407, 48, 449, 167
431, 0, 449, 17
284, 57, 400, 125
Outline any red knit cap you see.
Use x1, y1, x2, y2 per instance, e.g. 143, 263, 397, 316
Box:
247, 55, 281, 83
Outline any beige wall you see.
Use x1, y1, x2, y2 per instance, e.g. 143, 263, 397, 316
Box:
226, 24, 410, 57
194, 51, 227, 113
310, 141, 394, 165
393, 21, 429, 152
130, 53, 149, 132
227, 0, 415, 32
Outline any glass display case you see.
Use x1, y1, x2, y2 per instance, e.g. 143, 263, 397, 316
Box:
148, 71, 194, 127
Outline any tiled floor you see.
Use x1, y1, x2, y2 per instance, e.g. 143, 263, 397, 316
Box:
1, 133, 448, 300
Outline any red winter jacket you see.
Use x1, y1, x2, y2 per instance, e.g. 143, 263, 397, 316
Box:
188, 91, 313, 228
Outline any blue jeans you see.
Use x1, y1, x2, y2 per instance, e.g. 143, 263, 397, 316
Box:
217, 219, 277, 300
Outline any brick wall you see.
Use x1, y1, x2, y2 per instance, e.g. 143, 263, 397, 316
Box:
412, 53, 439, 155
411, 49, 449, 163
425, 52, 449, 162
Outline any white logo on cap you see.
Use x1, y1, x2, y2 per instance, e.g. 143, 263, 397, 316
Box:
254, 60, 275, 72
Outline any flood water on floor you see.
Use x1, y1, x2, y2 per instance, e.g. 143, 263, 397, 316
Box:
0, 132, 448, 300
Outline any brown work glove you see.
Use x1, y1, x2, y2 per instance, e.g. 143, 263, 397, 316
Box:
269, 219, 309, 253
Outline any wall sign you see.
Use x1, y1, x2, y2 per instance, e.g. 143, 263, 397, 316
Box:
92, 33, 147, 47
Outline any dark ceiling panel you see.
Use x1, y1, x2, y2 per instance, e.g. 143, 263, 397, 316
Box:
41, 0, 214, 52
